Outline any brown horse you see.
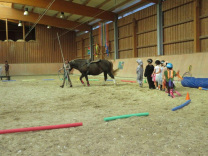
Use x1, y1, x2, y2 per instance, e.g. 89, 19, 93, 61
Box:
68, 59, 119, 86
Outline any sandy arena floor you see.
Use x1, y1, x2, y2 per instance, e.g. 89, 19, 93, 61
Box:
0, 74, 207, 156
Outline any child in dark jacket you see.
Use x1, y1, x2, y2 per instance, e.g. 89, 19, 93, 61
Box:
144, 59, 155, 89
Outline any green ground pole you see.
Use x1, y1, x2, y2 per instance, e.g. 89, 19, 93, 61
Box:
104, 112, 149, 121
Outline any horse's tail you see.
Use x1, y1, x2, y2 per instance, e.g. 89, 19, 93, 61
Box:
113, 68, 119, 76
109, 61, 119, 76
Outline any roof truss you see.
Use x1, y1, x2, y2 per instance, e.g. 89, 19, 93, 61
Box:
0, 0, 116, 21
0, 6, 91, 31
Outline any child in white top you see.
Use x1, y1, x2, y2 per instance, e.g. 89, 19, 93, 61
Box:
159, 60, 165, 90
153, 60, 161, 89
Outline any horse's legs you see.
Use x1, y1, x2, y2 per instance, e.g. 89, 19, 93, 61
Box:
103, 72, 107, 85
84, 75, 90, 86
80, 74, 85, 86
108, 72, 116, 85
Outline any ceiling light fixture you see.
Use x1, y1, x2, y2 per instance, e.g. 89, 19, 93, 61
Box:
47, 25, 51, 29
60, 12, 64, 19
18, 21, 22, 27
24, 8, 29, 16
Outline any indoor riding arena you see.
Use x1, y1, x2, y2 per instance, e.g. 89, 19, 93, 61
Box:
0, 0, 208, 155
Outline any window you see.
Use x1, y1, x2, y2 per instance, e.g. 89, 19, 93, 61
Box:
0, 20, 36, 41
0, 20, 6, 41
8, 21, 23, 41
25, 25, 36, 41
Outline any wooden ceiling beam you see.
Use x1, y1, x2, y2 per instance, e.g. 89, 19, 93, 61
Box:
0, 18, 31, 26
0, 7, 91, 31
0, 0, 116, 21
70, 0, 91, 23
0, 2, 12, 7
143, 0, 158, 4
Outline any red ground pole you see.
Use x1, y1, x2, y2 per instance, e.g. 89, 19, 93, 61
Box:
121, 80, 136, 83
0, 122, 83, 134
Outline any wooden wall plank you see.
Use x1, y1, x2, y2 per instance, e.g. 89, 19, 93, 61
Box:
0, 25, 76, 63
193, 0, 200, 52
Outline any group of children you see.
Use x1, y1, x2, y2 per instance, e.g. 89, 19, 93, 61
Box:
136, 58, 180, 97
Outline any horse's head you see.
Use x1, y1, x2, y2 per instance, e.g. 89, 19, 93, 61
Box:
68, 60, 75, 71
68, 59, 87, 71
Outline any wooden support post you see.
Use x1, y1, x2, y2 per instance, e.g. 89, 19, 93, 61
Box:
5, 19, 8, 41
89, 27, 94, 60
81, 38, 85, 59
194, 0, 200, 52
132, 18, 138, 58
157, 0, 163, 55
114, 15, 119, 59
23, 22, 25, 40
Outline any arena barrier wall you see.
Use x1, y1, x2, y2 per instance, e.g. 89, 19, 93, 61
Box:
73, 52, 208, 78
1, 52, 207, 78
0, 63, 63, 76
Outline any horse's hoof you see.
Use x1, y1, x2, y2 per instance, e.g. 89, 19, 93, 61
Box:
70, 85, 72, 87
87, 84, 90, 87
60, 85, 64, 88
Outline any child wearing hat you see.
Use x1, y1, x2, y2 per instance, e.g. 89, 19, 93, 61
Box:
136, 59, 143, 87
144, 59, 155, 89
164, 63, 179, 97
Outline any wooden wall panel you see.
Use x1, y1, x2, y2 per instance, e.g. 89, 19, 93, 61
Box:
200, 0, 208, 52
164, 41, 194, 55
118, 14, 134, 27
201, 39, 208, 52
200, 18, 208, 36
119, 50, 133, 59
137, 15, 157, 33
134, 5, 156, 21
119, 24, 133, 38
74, 0, 208, 59
136, 6, 157, 57
137, 46, 157, 57
0, 25, 76, 64
119, 37, 133, 50
137, 31, 157, 47
163, 0, 194, 55
162, 0, 193, 11
108, 23, 115, 59
200, 0, 208, 16
163, 2, 193, 26
164, 22, 194, 43
75, 22, 114, 60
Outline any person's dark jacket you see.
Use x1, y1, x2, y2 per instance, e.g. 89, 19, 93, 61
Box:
144, 64, 154, 77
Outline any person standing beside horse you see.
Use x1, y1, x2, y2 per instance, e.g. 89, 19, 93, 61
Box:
59, 60, 72, 88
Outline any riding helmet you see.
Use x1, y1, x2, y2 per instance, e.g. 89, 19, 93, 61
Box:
147, 59, 153, 63
167, 63, 173, 69
155, 60, 161, 65
161, 60, 165, 64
